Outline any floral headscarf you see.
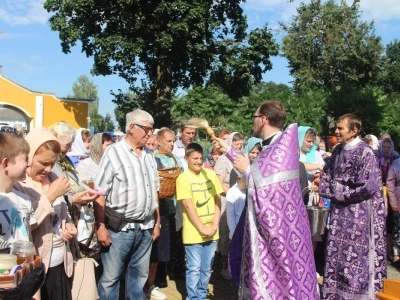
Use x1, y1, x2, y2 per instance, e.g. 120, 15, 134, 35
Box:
377, 138, 398, 166
89, 133, 104, 165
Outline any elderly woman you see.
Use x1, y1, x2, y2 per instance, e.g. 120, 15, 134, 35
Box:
377, 137, 399, 259
213, 132, 244, 280
73, 132, 112, 257
387, 158, 400, 265
76, 132, 113, 182
14, 127, 78, 300
48, 122, 96, 206
67, 128, 92, 168
48, 122, 97, 258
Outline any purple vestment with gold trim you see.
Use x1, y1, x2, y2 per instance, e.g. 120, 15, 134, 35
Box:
227, 124, 319, 299
320, 139, 386, 299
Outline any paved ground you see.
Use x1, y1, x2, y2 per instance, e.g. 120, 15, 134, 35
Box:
156, 253, 400, 300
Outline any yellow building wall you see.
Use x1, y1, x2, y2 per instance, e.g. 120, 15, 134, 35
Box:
43, 96, 89, 129
0, 76, 89, 129
0, 76, 36, 118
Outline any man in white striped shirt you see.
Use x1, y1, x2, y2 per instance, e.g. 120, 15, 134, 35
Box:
94, 109, 161, 300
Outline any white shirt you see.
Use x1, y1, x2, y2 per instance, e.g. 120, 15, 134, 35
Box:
95, 139, 159, 230
344, 136, 362, 150
172, 139, 187, 170
0, 189, 37, 250
226, 183, 246, 239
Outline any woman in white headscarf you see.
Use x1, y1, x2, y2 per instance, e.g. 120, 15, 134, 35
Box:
67, 128, 92, 168
213, 132, 244, 279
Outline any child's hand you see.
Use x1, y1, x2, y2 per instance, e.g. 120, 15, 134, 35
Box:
201, 225, 217, 237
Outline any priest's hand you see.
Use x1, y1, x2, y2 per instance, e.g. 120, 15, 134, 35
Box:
212, 137, 228, 153
233, 154, 250, 174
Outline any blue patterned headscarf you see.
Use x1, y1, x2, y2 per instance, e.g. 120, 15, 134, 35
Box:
298, 126, 317, 163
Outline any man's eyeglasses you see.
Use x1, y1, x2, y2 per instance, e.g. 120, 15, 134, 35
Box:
135, 124, 154, 134
251, 115, 265, 120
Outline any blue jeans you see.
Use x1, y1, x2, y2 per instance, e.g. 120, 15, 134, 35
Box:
184, 241, 217, 300
98, 225, 153, 300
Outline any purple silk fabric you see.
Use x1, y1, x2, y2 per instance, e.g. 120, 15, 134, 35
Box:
227, 124, 319, 299
320, 141, 386, 299
229, 199, 246, 286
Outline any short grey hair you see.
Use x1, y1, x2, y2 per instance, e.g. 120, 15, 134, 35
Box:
125, 109, 154, 133
48, 121, 76, 143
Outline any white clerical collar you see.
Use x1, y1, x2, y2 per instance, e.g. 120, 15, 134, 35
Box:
262, 131, 282, 147
344, 136, 361, 150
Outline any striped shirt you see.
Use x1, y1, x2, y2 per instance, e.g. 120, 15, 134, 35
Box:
95, 139, 159, 227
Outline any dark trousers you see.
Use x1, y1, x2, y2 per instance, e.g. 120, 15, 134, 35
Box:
167, 214, 186, 279
41, 263, 72, 300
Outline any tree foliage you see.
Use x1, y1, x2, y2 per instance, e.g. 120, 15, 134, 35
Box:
67, 75, 99, 103
67, 74, 114, 132
381, 40, 400, 95
112, 90, 141, 131
281, 0, 384, 93
44, 0, 278, 124
170, 82, 329, 136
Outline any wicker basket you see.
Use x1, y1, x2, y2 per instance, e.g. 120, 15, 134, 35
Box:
158, 155, 181, 199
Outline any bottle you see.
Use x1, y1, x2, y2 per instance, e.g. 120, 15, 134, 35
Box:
10, 241, 35, 265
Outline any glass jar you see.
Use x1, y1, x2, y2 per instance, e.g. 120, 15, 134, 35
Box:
10, 241, 34, 265
0, 254, 17, 275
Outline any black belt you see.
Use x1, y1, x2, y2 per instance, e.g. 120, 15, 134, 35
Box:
124, 217, 145, 224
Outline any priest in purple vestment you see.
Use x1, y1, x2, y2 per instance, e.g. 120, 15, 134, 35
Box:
319, 113, 386, 299
215, 100, 319, 300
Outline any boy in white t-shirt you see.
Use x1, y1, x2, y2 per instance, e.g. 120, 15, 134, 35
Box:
226, 177, 246, 239
0, 133, 36, 251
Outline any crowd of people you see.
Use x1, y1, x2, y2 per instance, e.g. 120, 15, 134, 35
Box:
0, 99, 397, 300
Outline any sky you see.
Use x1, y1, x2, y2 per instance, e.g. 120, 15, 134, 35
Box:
1, 0, 400, 120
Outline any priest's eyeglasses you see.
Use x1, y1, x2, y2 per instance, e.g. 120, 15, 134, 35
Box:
135, 124, 154, 134
251, 115, 265, 120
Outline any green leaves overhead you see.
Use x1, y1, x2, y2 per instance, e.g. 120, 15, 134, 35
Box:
67, 74, 114, 132
281, 0, 384, 93
44, 0, 278, 121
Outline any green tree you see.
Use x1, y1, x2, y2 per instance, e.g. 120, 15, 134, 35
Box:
284, 90, 327, 133
67, 75, 108, 132
104, 114, 115, 131
44, 0, 279, 124
112, 90, 142, 131
381, 40, 400, 95
67, 75, 99, 103
207, 26, 279, 100
281, 0, 384, 93
170, 86, 238, 130
89, 105, 106, 132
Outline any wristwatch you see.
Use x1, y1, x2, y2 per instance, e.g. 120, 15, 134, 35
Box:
154, 223, 161, 229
